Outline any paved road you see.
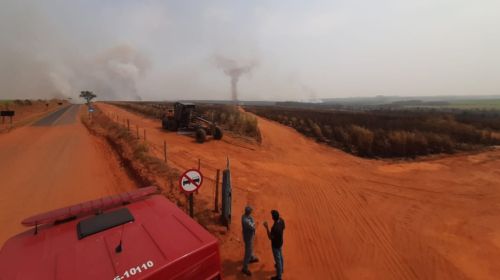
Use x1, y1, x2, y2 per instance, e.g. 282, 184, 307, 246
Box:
0, 104, 136, 245
32, 104, 80, 126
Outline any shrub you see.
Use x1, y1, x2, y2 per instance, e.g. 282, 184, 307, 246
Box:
197, 104, 261, 141
349, 125, 374, 156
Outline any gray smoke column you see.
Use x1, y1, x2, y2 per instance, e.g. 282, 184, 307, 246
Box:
214, 55, 256, 102
92, 45, 151, 100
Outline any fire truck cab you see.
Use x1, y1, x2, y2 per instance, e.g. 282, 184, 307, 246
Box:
0, 187, 222, 280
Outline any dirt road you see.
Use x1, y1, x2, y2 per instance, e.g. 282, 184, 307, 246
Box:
99, 103, 500, 280
0, 105, 136, 245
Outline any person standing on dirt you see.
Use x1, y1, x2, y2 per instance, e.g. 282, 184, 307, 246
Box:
242, 206, 259, 276
264, 210, 285, 280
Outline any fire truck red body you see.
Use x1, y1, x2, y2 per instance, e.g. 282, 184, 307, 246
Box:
0, 187, 222, 280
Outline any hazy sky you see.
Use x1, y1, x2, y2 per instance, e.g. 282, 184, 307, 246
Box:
0, 0, 499, 101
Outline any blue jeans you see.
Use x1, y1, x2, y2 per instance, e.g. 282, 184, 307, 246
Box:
272, 247, 283, 278
243, 238, 255, 270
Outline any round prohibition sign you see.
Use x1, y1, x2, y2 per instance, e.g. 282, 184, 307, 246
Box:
179, 169, 204, 194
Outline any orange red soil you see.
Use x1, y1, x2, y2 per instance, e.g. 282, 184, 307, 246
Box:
1, 101, 499, 280
0, 105, 136, 244
98, 102, 500, 280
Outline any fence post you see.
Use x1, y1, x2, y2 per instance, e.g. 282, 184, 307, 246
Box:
215, 169, 220, 213
163, 140, 167, 162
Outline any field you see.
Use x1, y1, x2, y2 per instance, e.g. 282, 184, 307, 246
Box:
246, 105, 500, 158
398, 99, 500, 110
310, 96, 500, 110
444, 99, 500, 110
1, 100, 500, 279
96, 102, 500, 279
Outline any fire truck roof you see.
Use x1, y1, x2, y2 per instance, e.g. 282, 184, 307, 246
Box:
0, 194, 220, 280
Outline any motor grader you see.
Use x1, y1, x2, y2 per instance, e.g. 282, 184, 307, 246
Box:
162, 102, 223, 143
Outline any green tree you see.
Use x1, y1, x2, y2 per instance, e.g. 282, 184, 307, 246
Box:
79, 91, 96, 104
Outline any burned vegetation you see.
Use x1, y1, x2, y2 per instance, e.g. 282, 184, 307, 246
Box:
246, 106, 500, 158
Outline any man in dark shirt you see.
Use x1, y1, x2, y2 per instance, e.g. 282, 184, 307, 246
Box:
264, 210, 285, 280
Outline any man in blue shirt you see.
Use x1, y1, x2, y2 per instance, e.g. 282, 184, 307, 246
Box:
241, 206, 259, 276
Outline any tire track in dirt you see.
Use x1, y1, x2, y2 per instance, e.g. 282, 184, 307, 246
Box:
286, 183, 338, 278
315, 181, 414, 279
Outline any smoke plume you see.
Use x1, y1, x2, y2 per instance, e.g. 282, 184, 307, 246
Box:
90, 45, 151, 100
0, 2, 150, 101
214, 55, 257, 102
2, 1, 497, 101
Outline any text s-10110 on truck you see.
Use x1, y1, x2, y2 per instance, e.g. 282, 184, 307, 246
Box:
0, 187, 222, 280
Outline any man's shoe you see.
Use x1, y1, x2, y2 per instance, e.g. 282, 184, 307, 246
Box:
241, 269, 252, 276
270, 276, 281, 280
249, 257, 259, 263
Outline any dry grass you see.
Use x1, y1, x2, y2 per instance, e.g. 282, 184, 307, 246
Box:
81, 107, 183, 206
197, 104, 261, 142
110, 102, 166, 119
108, 101, 262, 142
82, 106, 229, 232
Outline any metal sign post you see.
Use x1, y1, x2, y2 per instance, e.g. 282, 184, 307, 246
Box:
179, 169, 204, 218
188, 194, 194, 218
221, 158, 232, 228
88, 106, 94, 122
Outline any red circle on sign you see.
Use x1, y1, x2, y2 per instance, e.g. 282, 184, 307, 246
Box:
178, 169, 204, 194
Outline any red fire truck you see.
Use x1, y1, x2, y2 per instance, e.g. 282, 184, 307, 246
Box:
0, 187, 222, 280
